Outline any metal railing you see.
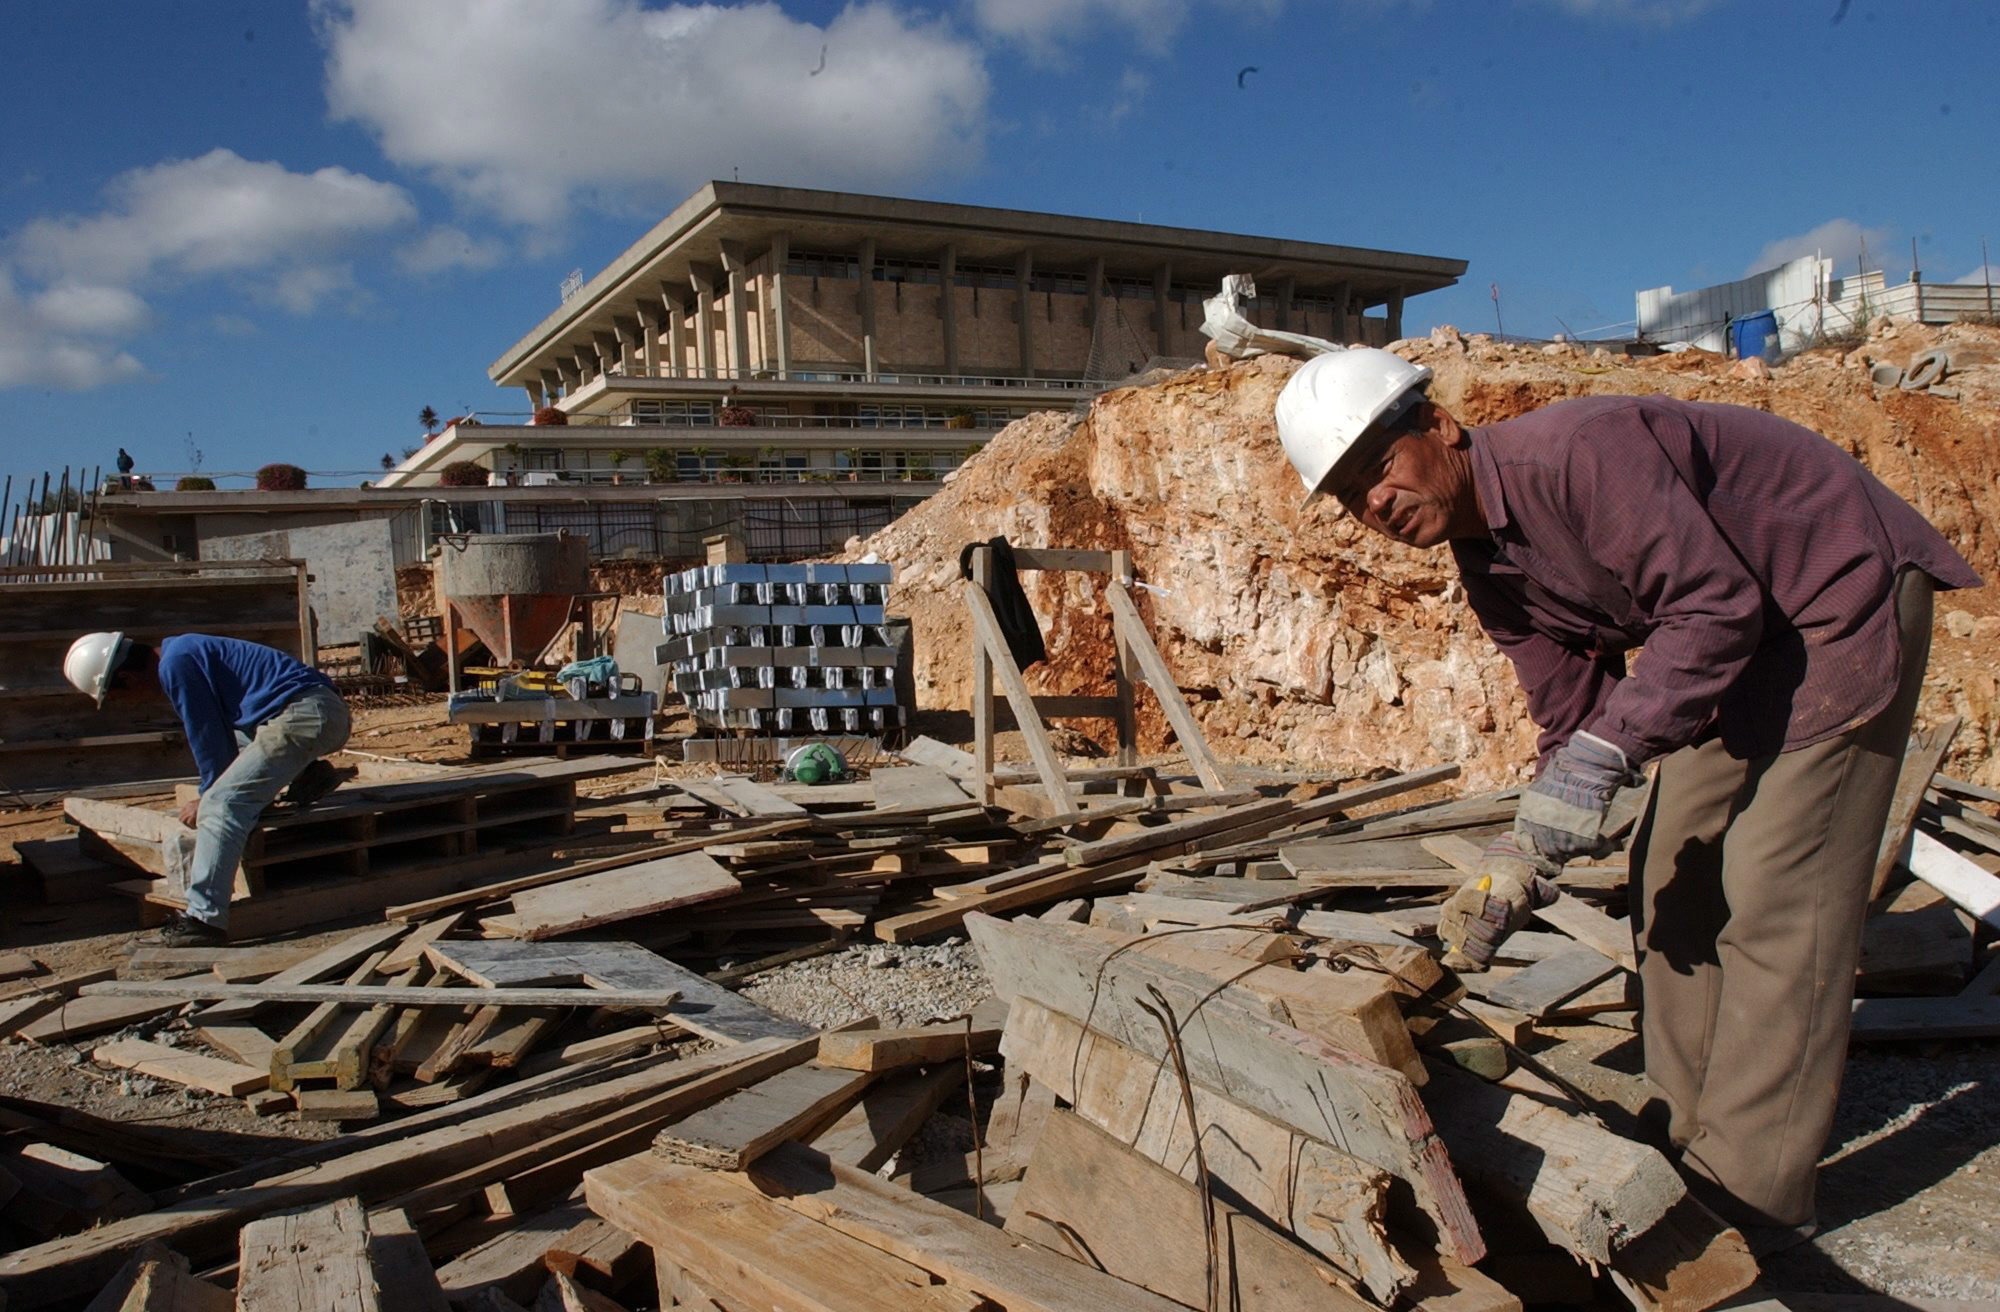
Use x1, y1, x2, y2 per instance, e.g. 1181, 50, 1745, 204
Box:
567, 363, 1103, 390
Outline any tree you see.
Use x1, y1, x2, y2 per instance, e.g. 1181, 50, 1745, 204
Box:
419, 405, 440, 433
380, 453, 396, 470
255, 463, 308, 491
644, 448, 678, 483
438, 461, 490, 487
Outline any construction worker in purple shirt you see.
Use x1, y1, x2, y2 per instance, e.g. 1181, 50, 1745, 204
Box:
1273, 347, 1979, 1255
63, 632, 353, 946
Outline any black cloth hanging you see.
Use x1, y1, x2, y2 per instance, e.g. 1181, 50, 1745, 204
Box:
958, 536, 1046, 670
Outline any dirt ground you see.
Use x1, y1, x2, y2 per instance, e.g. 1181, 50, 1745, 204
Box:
3, 698, 1996, 1298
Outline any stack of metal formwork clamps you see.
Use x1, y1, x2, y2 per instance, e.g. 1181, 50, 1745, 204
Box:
656, 562, 904, 734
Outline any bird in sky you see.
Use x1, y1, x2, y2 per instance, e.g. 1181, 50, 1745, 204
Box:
1236, 66, 1258, 89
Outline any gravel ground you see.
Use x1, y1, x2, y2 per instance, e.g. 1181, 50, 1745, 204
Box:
738, 937, 994, 1031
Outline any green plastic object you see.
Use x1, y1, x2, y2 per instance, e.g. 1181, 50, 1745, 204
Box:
783, 742, 848, 786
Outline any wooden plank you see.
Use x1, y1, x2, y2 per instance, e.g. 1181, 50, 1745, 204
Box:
13, 995, 184, 1043
1420, 1060, 1684, 1266
428, 940, 813, 1044
1477, 946, 1623, 1018
1906, 830, 2000, 931
734, 1140, 1193, 1312
436, 1196, 595, 1306
91, 1038, 267, 1097
1602, 1194, 1759, 1312
1532, 898, 1638, 973
1065, 797, 1294, 867
868, 765, 974, 814
542, 1216, 649, 1287
816, 1008, 1003, 1072
79, 1241, 231, 1312
685, 775, 810, 819
652, 1062, 875, 1170
237, 1196, 379, 1311
84, 979, 685, 1008
967, 912, 1484, 1264
1103, 580, 1230, 791
963, 577, 1075, 812
296, 1089, 381, 1122
1872, 718, 1961, 898
1007, 1108, 1375, 1311
194, 1023, 279, 1070
1859, 880, 1973, 990
1850, 994, 2000, 1040
382, 819, 808, 922
895, 734, 980, 780
872, 853, 1154, 943
364, 1207, 450, 1312
496, 852, 739, 940
200, 922, 406, 1022
1001, 996, 1410, 1303
211, 942, 329, 984
807, 1064, 967, 1171
583, 1154, 987, 1312
378, 913, 466, 975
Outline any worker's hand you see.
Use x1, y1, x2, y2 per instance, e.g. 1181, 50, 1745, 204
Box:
1438, 835, 1560, 971
1514, 730, 1645, 866
177, 798, 200, 829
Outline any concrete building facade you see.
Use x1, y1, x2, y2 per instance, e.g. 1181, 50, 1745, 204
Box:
380, 182, 1465, 489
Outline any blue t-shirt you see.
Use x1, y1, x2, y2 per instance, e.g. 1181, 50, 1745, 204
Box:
157, 635, 333, 789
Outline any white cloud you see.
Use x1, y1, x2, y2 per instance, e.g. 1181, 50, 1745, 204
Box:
16, 148, 416, 286
1746, 218, 1891, 277
1105, 67, 1150, 122
317, 0, 991, 228
1955, 263, 1999, 286
1534, 0, 1723, 22
971, 0, 1189, 52
30, 283, 150, 337
397, 226, 507, 275
2, 149, 417, 388
0, 270, 147, 390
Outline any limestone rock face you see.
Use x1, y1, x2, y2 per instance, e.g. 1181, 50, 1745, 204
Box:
848, 322, 2000, 789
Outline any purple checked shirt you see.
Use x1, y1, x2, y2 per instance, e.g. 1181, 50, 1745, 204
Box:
1450, 394, 1979, 766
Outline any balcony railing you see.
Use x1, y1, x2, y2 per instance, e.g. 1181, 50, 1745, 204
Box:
576, 364, 1104, 390
460, 412, 1013, 430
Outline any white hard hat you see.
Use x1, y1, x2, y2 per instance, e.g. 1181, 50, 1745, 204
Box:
64, 631, 130, 707
1275, 348, 1433, 511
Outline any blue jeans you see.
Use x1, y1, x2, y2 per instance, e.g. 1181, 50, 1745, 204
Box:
185, 686, 351, 927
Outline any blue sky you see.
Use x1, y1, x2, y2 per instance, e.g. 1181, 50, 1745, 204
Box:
2, 0, 1994, 488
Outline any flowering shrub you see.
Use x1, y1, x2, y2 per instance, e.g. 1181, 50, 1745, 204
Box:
255, 464, 308, 491
718, 405, 757, 427
532, 406, 569, 426
439, 461, 490, 487
174, 476, 215, 491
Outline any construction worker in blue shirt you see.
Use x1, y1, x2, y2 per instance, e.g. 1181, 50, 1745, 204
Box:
64, 632, 353, 945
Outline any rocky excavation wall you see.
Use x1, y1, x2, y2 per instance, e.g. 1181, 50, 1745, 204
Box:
848, 319, 2000, 789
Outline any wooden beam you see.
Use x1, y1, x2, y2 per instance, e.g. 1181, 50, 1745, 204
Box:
1103, 579, 1229, 791
652, 1062, 875, 1170
1872, 718, 1961, 898
1906, 830, 2000, 931
1008, 1108, 1379, 1312
816, 1008, 1003, 1072
966, 912, 1484, 1263
489, 852, 739, 940
807, 1065, 967, 1171
91, 1038, 267, 1098
963, 576, 1075, 812
83, 981, 684, 1009
236, 1196, 379, 1311
583, 1155, 988, 1312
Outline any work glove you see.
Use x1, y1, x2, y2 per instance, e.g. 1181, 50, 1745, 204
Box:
1438, 834, 1561, 971
1514, 730, 1646, 867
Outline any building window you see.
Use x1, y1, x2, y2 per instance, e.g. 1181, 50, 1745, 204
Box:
628, 399, 716, 426
954, 263, 1017, 291
879, 257, 941, 285
784, 251, 860, 279
525, 448, 565, 471
1030, 271, 1089, 296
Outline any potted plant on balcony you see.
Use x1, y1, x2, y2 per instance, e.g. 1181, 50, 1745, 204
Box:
945, 406, 976, 430
645, 448, 678, 484
608, 449, 633, 484
532, 405, 568, 426
687, 446, 714, 481
255, 463, 307, 491
175, 475, 216, 491
718, 404, 757, 428
842, 447, 864, 481
911, 453, 937, 482
438, 460, 489, 487
719, 452, 754, 483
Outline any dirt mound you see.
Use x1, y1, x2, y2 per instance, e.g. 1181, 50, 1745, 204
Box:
848, 319, 2000, 788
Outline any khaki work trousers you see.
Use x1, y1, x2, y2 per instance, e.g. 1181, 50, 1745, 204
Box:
1629, 569, 1932, 1232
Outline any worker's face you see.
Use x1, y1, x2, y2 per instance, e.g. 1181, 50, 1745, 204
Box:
1329, 411, 1475, 548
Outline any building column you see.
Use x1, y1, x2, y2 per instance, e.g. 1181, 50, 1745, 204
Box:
1274, 276, 1296, 332
613, 316, 642, 375
555, 360, 579, 396
856, 238, 878, 380
688, 264, 720, 379
540, 368, 563, 403
571, 348, 596, 387
718, 240, 752, 378
1152, 261, 1173, 358
660, 283, 689, 378
594, 331, 621, 378
634, 304, 661, 375
1327, 280, 1351, 342
522, 383, 542, 412
1016, 249, 1035, 379
1386, 286, 1405, 341
769, 231, 792, 379
938, 243, 959, 378
1086, 256, 1104, 357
